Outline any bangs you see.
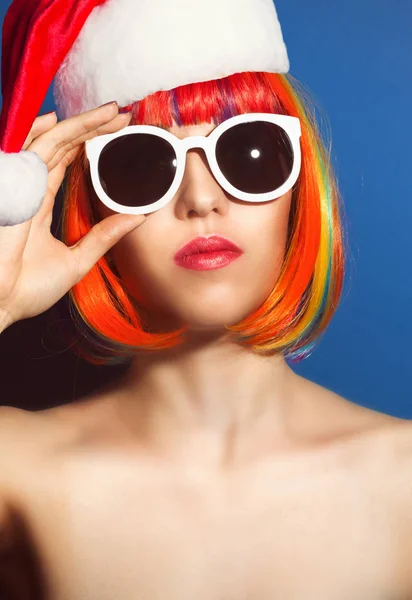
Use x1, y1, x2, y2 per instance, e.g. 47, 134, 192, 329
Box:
121, 72, 287, 129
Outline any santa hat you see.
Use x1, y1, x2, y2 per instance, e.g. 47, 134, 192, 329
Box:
0, 0, 290, 227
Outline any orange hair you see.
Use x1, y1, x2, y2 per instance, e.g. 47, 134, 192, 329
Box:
61, 72, 346, 365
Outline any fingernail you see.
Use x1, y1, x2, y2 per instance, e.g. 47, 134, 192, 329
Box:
101, 101, 118, 108
44, 110, 56, 116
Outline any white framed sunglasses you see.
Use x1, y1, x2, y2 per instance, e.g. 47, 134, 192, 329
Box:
85, 112, 302, 216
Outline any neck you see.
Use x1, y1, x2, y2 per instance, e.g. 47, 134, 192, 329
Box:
113, 327, 304, 469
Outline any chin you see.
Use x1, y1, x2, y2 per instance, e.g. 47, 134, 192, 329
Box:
173, 302, 257, 330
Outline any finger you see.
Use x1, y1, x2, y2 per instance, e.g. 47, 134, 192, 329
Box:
69, 213, 146, 284
30, 145, 84, 228
22, 112, 58, 151
47, 145, 83, 198
30, 111, 131, 228
33, 111, 130, 225
28, 102, 120, 166
0, 219, 31, 274
47, 111, 132, 172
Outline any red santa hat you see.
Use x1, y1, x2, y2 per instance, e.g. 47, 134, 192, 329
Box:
0, 0, 290, 227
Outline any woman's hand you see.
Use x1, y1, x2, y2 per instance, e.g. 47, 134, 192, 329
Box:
0, 102, 145, 332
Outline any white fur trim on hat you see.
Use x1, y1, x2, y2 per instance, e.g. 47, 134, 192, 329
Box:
0, 151, 49, 227
53, 0, 289, 120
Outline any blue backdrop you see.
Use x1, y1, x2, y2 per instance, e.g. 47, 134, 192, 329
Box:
1, 0, 411, 415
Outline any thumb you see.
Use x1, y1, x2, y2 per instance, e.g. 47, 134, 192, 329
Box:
69, 213, 146, 284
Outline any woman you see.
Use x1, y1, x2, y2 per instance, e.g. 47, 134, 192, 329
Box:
0, 0, 411, 598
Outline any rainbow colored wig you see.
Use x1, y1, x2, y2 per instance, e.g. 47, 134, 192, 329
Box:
61, 71, 346, 366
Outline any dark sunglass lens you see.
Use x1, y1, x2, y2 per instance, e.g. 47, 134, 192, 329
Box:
98, 133, 177, 207
215, 120, 294, 194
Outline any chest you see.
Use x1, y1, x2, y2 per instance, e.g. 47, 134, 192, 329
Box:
16, 449, 404, 600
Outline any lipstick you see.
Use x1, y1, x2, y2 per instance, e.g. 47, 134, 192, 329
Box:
174, 235, 243, 271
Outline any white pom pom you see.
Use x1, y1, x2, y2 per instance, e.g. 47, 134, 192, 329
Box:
0, 150, 49, 227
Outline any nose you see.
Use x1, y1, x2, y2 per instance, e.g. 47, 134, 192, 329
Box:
174, 147, 229, 219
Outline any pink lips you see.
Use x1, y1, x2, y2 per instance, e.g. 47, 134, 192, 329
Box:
174, 235, 243, 271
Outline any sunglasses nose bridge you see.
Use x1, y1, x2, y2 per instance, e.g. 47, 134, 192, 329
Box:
180, 135, 209, 155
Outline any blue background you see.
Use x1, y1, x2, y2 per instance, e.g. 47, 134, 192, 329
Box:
0, 0, 411, 415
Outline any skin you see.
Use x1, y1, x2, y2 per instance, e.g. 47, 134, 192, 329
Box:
92, 118, 407, 468
1, 116, 412, 599
95, 118, 303, 467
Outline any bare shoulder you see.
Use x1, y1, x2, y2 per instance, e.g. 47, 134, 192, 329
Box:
372, 419, 412, 596
0, 405, 39, 463
0, 406, 55, 498
0, 404, 79, 556
291, 371, 408, 445
0, 406, 40, 554
0, 404, 55, 454
293, 375, 412, 592
0, 404, 77, 498
294, 375, 412, 591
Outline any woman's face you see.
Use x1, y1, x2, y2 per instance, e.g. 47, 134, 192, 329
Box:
95, 118, 293, 333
